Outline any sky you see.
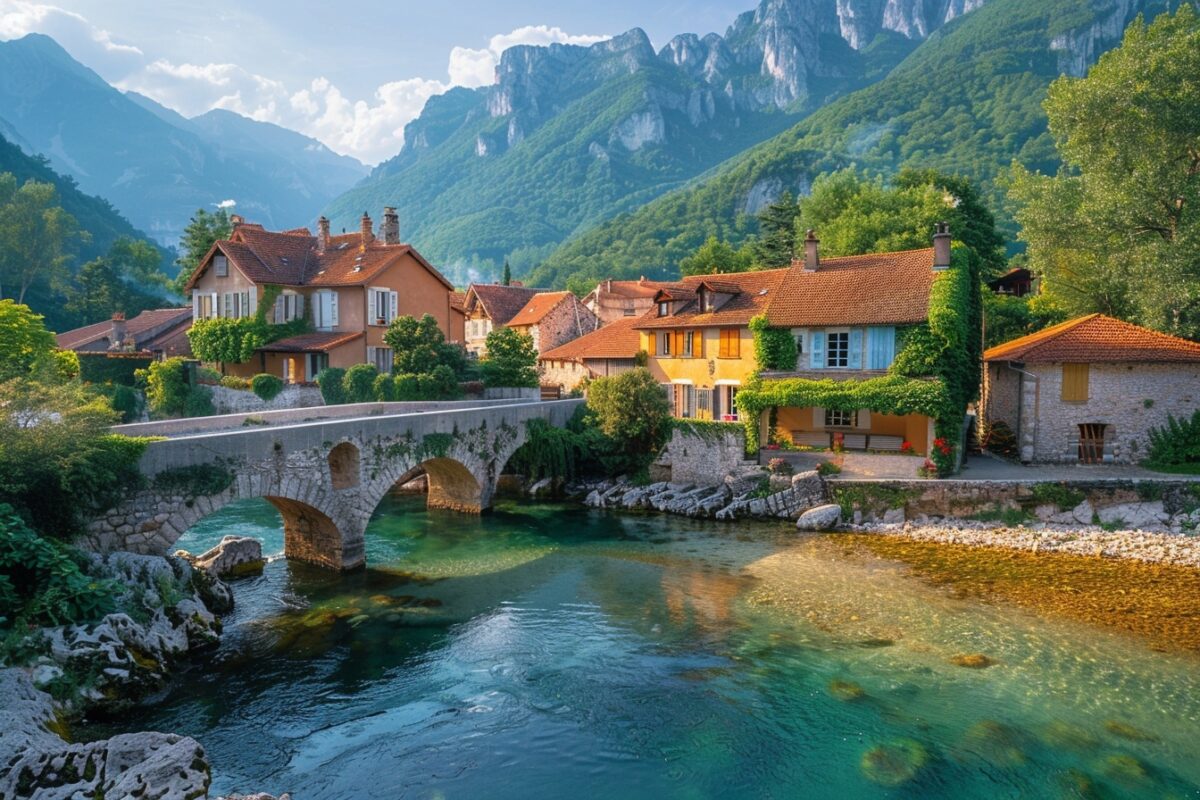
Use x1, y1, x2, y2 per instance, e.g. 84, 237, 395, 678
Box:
0, 0, 751, 164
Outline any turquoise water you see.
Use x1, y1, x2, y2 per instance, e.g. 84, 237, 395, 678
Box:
81, 495, 1200, 799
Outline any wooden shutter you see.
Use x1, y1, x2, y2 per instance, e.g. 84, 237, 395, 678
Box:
867, 326, 895, 369
389, 291, 398, 323
1062, 363, 1089, 402
694, 330, 704, 358
810, 331, 825, 369
673, 330, 685, 357
849, 329, 863, 369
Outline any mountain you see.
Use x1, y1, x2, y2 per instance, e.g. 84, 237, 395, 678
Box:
324, 0, 984, 283
0, 34, 367, 245
527, 0, 1168, 290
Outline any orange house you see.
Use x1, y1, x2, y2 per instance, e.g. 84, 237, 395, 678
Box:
184, 209, 457, 382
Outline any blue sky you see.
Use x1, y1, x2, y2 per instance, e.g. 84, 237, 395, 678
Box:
0, 0, 752, 163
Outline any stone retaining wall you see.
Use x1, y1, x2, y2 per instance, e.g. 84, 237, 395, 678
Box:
661, 425, 748, 486
209, 383, 324, 414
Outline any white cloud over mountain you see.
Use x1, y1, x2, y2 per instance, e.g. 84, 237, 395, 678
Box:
0, 3, 607, 164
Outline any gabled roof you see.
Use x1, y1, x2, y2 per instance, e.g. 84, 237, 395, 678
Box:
984, 314, 1200, 364
509, 291, 572, 326
635, 269, 788, 330
540, 317, 642, 362
56, 307, 193, 351
256, 331, 364, 353
182, 222, 453, 291
585, 278, 664, 302
765, 247, 937, 327
449, 291, 467, 314
464, 284, 545, 326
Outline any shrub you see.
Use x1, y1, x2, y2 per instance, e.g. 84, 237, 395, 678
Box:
183, 385, 214, 417
111, 384, 140, 423
384, 314, 466, 377
1030, 482, 1085, 511
393, 373, 421, 401
1146, 410, 1200, 468
142, 357, 191, 416
816, 461, 842, 476
480, 327, 538, 388
316, 367, 347, 405
78, 353, 152, 386
419, 365, 460, 400
197, 366, 222, 384
585, 368, 672, 476
250, 373, 284, 402
218, 375, 250, 390
767, 457, 794, 475
342, 364, 380, 403
373, 373, 395, 401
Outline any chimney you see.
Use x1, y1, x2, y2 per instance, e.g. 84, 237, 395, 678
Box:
229, 214, 245, 228
109, 312, 127, 351
803, 229, 820, 272
316, 216, 330, 253
380, 206, 400, 245
932, 221, 951, 270
606, 278, 613, 293
360, 212, 374, 249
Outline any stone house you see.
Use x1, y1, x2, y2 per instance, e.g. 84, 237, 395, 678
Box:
505, 290, 600, 354
460, 283, 543, 357
183, 209, 457, 382
581, 277, 664, 325
538, 316, 643, 392
982, 314, 1200, 463
56, 308, 193, 358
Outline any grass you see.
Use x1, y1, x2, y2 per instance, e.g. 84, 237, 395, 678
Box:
1029, 482, 1085, 511
816, 461, 842, 476
1143, 462, 1200, 475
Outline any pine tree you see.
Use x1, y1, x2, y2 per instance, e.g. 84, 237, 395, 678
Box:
752, 192, 800, 268
502, 260, 512, 286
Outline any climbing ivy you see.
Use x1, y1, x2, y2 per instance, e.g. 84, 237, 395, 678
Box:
187, 285, 310, 364
749, 314, 797, 372
151, 463, 234, 498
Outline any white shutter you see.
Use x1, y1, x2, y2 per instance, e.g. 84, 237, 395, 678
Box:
856, 409, 871, 430
295, 294, 304, 320
209, 292, 217, 319
367, 288, 378, 324
813, 407, 825, 429
274, 294, 285, 324
248, 290, 257, 318
366, 346, 376, 367
810, 331, 825, 369
329, 291, 339, 327
223, 293, 233, 318
389, 291, 398, 323
192, 293, 200, 320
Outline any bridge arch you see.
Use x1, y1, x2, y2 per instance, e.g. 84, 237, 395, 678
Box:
328, 442, 361, 490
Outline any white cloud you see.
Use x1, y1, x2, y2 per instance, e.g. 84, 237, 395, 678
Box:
216, 199, 236, 208
2, 7, 607, 164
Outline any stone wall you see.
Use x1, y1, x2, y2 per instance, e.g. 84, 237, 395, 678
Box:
536, 295, 601, 353
663, 424, 748, 486
209, 383, 324, 415
539, 358, 589, 392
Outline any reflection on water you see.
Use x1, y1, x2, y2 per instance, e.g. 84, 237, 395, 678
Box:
79, 494, 1200, 799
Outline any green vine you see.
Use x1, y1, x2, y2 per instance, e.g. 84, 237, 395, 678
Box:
187, 284, 311, 364
672, 418, 744, 444
152, 464, 234, 499
749, 314, 797, 372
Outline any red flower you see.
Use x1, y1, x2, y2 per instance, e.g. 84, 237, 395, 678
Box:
900, 440, 913, 453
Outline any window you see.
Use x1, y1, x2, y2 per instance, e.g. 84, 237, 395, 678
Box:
866, 326, 896, 370
658, 301, 669, 317
825, 408, 854, 428
214, 254, 228, 277
699, 289, 713, 313
697, 388, 712, 419
368, 346, 394, 374
275, 292, 302, 324
369, 287, 397, 326
1062, 363, 1090, 402
195, 293, 215, 320
718, 328, 740, 359
794, 330, 805, 359
623, 306, 635, 316
306, 353, 328, 380
684, 330, 697, 357
675, 384, 696, 418
314, 290, 339, 330
826, 331, 850, 368
659, 331, 672, 356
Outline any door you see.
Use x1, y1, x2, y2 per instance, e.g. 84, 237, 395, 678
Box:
1078, 423, 1107, 463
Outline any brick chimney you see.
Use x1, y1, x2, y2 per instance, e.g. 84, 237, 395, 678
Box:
109, 312, 127, 351
229, 214, 245, 228
380, 207, 400, 245
803, 229, 820, 272
606, 278, 613, 293
360, 212, 374, 249
316, 216, 330, 253
932, 221, 951, 270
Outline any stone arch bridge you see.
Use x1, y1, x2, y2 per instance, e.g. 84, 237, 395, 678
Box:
84, 400, 583, 570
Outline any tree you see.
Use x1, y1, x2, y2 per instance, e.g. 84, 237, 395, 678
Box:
679, 235, 754, 276
752, 192, 800, 267
0, 300, 58, 382
171, 208, 232, 295
0, 175, 84, 302
480, 327, 538, 388
584, 368, 672, 471
1009, 5, 1200, 338
63, 237, 171, 325
384, 313, 465, 376
502, 260, 512, 286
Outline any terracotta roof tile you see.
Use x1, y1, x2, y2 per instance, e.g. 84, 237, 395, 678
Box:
540, 317, 642, 361
465, 284, 546, 325
635, 269, 788, 330
449, 291, 467, 312
984, 314, 1200, 363
509, 291, 571, 326
256, 331, 364, 353
56, 307, 193, 350
765, 247, 937, 327
587, 278, 664, 301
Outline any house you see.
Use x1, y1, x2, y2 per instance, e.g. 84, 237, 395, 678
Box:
582, 277, 664, 325
56, 308, 193, 358
643, 224, 978, 461
505, 290, 600, 354
634, 269, 786, 422
982, 314, 1200, 464
448, 291, 467, 344
460, 283, 543, 356
988, 267, 1034, 297
183, 208, 457, 382
539, 316, 644, 391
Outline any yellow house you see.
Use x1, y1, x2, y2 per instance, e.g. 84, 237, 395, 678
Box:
635, 270, 787, 421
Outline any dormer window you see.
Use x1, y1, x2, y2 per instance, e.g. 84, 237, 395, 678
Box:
214, 254, 228, 277
658, 301, 670, 317
700, 289, 714, 313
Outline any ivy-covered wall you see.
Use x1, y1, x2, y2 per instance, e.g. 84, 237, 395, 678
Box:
187, 284, 310, 365
737, 245, 981, 475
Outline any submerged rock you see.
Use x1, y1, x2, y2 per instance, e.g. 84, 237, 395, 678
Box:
1103, 720, 1160, 742
828, 679, 866, 701
193, 535, 266, 578
860, 738, 930, 786
949, 653, 997, 669
962, 720, 1032, 767
796, 504, 842, 531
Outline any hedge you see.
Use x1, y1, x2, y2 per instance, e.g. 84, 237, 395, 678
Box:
77, 353, 153, 386
251, 373, 284, 402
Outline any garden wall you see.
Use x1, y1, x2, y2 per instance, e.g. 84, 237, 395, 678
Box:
209, 383, 324, 414
663, 424, 748, 486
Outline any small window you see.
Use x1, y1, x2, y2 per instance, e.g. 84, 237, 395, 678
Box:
371, 347, 394, 374
659, 331, 672, 356
826, 331, 849, 368
1062, 363, 1089, 402
658, 301, 669, 317
825, 408, 854, 428
214, 254, 228, 277
684, 331, 696, 357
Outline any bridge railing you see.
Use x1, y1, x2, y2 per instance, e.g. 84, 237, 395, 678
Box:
112, 398, 549, 439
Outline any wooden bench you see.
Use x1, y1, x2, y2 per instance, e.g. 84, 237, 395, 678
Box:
869, 435, 905, 452
791, 431, 831, 449
840, 433, 868, 450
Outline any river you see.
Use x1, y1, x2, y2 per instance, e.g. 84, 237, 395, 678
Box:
79, 494, 1200, 799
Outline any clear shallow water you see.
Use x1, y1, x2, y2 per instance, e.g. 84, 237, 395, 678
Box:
81, 495, 1200, 799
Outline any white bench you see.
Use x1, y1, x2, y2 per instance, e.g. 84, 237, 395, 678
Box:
870, 435, 905, 452
791, 431, 831, 449
841, 433, 868, 450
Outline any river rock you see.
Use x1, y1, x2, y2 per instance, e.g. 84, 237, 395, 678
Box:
194, 535, 265, 577
797, 504, 843, 531
0, 668, 212, 800
528, 477, 555, 498
1097, 501, 1166, 531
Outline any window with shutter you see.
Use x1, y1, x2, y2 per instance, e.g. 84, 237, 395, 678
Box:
673, 330, 685, 357
389, 291, 398, 324
866, 327, 896, 369
1061, 363, 1090, 402
810, 330, 824, 368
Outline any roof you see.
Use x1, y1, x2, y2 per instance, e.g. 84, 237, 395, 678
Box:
540, 316, 643, 362
56, 307, 193, 350
765, 247, 938, 327
984, 314, 1200, 364
464, 284, 545, 326
256, 331, 364, 353
509, 291, 572, 327
585, 278, 664, 302
182, 222, 454, 292
449, 291, 466, 313
634, 269, 788, 330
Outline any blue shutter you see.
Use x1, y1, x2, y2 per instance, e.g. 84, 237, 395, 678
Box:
867, 326, 896, 369
810, 330, 824, 369
849, 329, 863, 369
